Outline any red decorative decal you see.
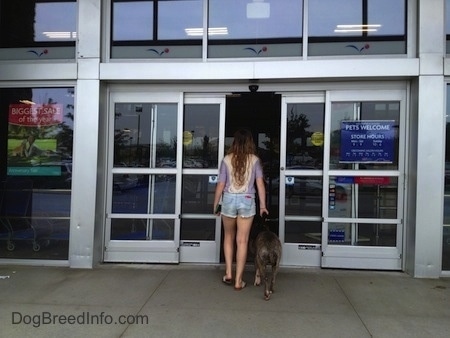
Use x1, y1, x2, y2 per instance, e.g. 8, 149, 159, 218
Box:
354, 176, 390, 185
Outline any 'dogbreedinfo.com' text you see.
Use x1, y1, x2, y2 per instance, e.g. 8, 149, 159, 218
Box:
12, 311, 149, 328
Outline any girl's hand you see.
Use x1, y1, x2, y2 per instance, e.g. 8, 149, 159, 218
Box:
259, 207, 268, 218
214, 204, 222, 215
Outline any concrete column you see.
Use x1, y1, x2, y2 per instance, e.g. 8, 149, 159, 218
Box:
69, 0, 102, 268
413, 0, 445, 277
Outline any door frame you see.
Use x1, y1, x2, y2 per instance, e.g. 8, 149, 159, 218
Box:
102, 83, 408, 269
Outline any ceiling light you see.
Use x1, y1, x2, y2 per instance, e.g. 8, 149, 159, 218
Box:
334, 24, 381, 33
247, 0, 270, 19
185, 27, 228, 36
19, 100, 35, 105
42, 31, 77, 39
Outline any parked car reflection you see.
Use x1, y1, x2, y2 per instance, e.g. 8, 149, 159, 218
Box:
113, 174, 139, 192
270, 176, 348, 201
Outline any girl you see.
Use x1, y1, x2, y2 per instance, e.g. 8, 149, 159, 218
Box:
213, 129, 268, 290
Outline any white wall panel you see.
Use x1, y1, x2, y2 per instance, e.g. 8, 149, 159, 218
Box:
100, 59, 419, 81
0, 64, 77, 81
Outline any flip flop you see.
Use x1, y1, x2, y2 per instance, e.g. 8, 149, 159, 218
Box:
234, 281, 246, 291
222, 276, 232, 285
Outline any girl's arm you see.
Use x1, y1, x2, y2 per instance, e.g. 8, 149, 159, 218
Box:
256, 177, 268, 217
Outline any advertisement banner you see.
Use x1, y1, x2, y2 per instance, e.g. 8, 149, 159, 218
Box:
9, 104, 63, 127
340, 120, 395, 163
7, 103, 63, 176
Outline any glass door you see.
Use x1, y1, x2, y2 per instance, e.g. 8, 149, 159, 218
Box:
321, 90, 406, 270
280, 93, 326, 266
104, 92, 182, 263
180, 95, 224, 263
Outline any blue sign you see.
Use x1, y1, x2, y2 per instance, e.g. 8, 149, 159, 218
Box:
340, 120, 395, 163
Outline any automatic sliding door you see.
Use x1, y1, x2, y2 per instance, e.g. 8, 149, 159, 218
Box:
322, 90, 406, 270
281, 95, 325, 266
105, 92, 182, 263
180, 97, 224, 263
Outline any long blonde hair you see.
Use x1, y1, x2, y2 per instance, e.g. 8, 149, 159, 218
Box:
227, 129, 256, 186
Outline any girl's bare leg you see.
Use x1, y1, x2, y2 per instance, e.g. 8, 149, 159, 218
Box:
234, 216, 254, 288
222, 215, 237, 280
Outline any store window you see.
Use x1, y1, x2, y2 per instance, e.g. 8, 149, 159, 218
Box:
0, 0, 77, 60
443, 85, 450, 270
308, 0, 406, 56
111, 0, 203, 58
0, 87, 74, 259
208, 0, 303, 58
109, 0, 408, 59
446, 0, 450, 54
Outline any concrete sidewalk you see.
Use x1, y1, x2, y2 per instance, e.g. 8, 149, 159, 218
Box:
0, 264, 450, 338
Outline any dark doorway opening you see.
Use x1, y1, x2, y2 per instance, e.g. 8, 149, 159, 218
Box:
221, 91, 281, 262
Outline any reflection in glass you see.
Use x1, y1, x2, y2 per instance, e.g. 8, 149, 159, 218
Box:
113, 1, 153, 41
112, 174, 176, 214
328, 222, 396, 246
286, 103, 324, 169
367, 0, 405, 36
309, 0, 361, 37
112, 0, 203, 41
33, 190, 71, 217
445, 85, 450, 225
180, 219, 215, 240
111, 218, 174, 240
308, 0, 406, 56
208, 0, 303, 40
158, 0, 203, 40
113, 103, 177, 168
447, 0, 450, 35
183, 104, 220, 169
357, 223, 396, 247
443, 226, 450, 270
328, 176, 397, 219
0, 0, 76, 46
284, 176, 322, 216
285, 220, 321, 244
329, 101, 400, 170
358, 181, 397, 219
182, 175, 215, 213
443, 85, 450, 269
35, 2, 77, 42
309, 0, 404, 37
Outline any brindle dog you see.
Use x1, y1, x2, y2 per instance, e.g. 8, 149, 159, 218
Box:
253, 220, 282, 301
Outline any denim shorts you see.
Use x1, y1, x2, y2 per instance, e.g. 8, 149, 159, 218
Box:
221, 192, 256, 218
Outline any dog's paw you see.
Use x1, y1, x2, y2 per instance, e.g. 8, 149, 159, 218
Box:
254, 275, 261, 286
